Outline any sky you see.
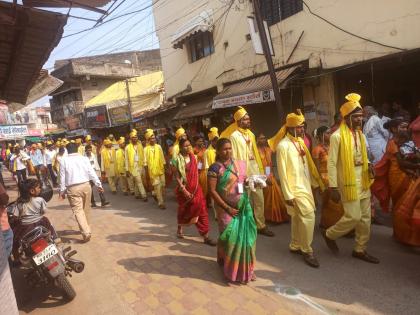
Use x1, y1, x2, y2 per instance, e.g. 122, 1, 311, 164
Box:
6, 0, 160, 107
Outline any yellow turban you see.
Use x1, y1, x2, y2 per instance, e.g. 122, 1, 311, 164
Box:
56, 141, 61, 146
103, 139, 112, 145
46, 140, 53, 146
268, 109, 305, 151
129, 129, 138, 138
118, 137, 125, 145
340, 93, 362, 117
175, 127, 185, 140
220, 107, 249, 139
234, 106, 248, 122
208, 127, 219, 141
145, 129, 154, 140
70, 140, 75, 144
85, 135, 91, 141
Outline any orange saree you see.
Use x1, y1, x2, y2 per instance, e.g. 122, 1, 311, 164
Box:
312, 144, 344, 229
258, 146, 289, 223
373, 140, 420, 246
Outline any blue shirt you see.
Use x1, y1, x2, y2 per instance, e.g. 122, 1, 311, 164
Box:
30, 149, 44, 166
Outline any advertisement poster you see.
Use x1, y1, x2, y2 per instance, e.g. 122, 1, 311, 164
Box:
108, 105, 131, 126
85, 105, 109, 128
0, 125, 29, 140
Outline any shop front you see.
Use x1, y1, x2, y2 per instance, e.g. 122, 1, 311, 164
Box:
213, 64, 303, 136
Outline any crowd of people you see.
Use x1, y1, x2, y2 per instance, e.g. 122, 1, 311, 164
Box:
0, 92, 419, 285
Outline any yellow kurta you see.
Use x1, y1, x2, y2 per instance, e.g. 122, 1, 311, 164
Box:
277, 136, 319, 253
144, 144, 166, 206
144, 144, 165, 182
327, 129, 371, 201
172, 144, 180, 160
326, 128, 372, 252
100, 148, 116, 177
230, 129, 266, 229
125, 142, 146, 198
77, 145, 84, 156
277, 137, 319, 214
125, 143, 144, 177
115, 148, 126, 175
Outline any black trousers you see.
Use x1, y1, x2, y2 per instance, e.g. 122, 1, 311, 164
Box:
47, 164, 57, 186
16, 169, 27, 184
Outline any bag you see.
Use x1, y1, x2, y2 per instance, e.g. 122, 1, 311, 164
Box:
26, 160, 36, 175
39, 176, 53, 202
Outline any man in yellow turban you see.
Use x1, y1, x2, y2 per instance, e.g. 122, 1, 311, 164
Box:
125, 129, 147, 201
82, 134, 96, 156
221, 106, 274, 237
75, 138, 84, 155
322, 93, 379, 264
172, 127, 188, 159
144, 129, 166, 209
100, 139, 117, 194
115, 137, 128, 195
273, 109, 324, 268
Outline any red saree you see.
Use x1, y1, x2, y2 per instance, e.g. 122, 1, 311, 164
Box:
175, 153, 209, 236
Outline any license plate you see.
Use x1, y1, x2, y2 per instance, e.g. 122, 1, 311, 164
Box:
33, 244, 59, 266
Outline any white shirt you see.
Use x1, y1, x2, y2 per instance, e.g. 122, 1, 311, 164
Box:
59, 153, 102, 192
44, 150, 56, 165
363, 115, 389, 164
16, 152, 29, 170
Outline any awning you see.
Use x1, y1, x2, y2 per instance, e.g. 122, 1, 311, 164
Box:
213, 65, 301, 109
173, 99, 213, 120
8, 70, 63, 112
171, 10, 214, 49
0, 2, 67, 106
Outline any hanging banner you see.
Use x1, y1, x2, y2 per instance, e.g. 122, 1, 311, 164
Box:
0, 125, 29, 140
84, 105, 109, 128
65, 114, 84, 130
108, 105, 131, 126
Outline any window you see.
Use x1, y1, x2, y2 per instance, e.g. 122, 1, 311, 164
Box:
260, 0, 303, 26
188, 31, 214, 63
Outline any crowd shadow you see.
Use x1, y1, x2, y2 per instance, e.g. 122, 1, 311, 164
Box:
117, 254, 228, 286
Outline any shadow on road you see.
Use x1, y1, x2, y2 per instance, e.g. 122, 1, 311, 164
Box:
117, 254, 229, 286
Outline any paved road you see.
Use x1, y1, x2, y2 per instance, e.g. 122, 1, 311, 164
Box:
5, 173, 420, 315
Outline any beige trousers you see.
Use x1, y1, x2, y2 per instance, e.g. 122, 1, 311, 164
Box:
151, 174, 165, 206
287, 204, 315, 254
67, 182, 92, 237
118, 175, 128, 193
326, 197, 371, 252
107, 176, 117, 192
128, 172, 147, 198
249, 188, 266, 230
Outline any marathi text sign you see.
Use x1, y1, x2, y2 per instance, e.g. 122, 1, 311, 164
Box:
85, 105, 109, 128
108, 105, 131, 126
0, 125, 29, 140
212, 90, 274, 109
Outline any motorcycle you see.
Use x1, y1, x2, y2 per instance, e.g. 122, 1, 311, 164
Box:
7, 175, 84, 301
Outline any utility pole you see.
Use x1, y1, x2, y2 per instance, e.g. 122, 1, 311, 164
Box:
125, 78, 133, 129
252, 0, 284, 120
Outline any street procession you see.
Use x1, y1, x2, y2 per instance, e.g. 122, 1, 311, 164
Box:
0, 1, 419, 315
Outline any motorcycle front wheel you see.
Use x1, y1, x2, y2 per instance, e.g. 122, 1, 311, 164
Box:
55, 273, 76, 301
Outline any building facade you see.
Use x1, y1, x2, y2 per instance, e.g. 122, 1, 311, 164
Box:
153, 0, 420, 135
49, 50, 162, 136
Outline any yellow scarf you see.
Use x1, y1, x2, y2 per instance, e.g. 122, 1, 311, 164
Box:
101, 147, 116, 170
205, 145, 216, 168
126, 142, 143, 171
220, 124, 264, 173
116, 148, 125, 174
339, 122, 372, 200
287, 134, 325, 191
145, 144, 164, 177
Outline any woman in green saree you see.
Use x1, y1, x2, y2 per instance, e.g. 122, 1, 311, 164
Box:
208, 138, 257, 283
